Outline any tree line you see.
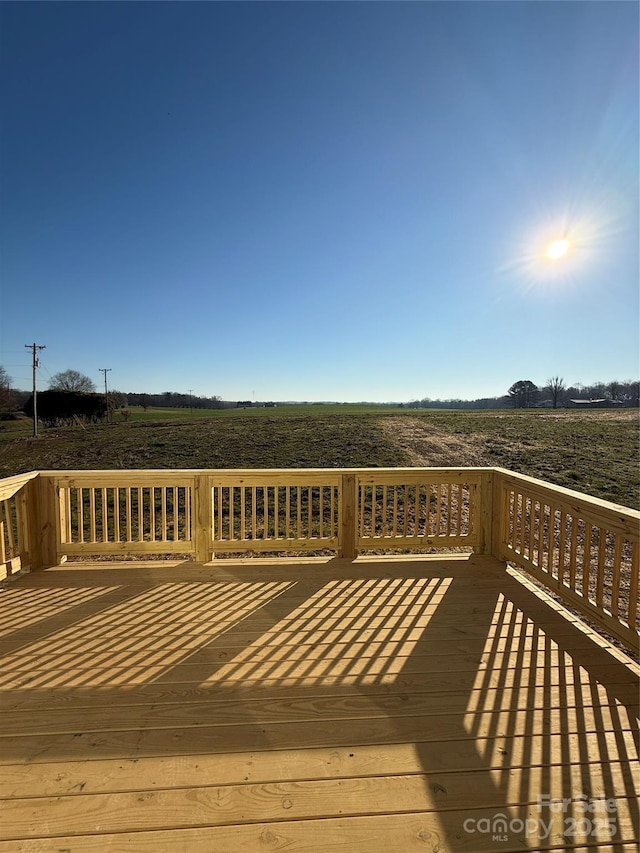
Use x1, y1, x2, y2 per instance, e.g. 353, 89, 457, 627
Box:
127, 391, 227, 410
404, 377, 639, 410
1, 365, 638, 424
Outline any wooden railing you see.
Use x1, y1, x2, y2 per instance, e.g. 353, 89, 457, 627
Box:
208, 471, 342, 554
1, 468, 638, 650
0, 472, 39, 578
33, 469, 487, 563
492, 468, 639, 651
356, 469, 482, 550
54, 472, 193, 555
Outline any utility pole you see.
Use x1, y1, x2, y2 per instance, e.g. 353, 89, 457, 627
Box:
99, 368, 112, 422
25, 343, 46, 437
187, 389, 194, 416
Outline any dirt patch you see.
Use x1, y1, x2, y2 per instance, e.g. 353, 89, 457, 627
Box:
379, 416, 491, 467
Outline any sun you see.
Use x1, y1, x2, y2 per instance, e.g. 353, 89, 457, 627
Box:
546, 238, 570, 260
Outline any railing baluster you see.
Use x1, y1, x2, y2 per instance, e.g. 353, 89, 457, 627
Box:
65, 488, 72, 543
392, 486, 398, 537
149, 487, 155, 542
330, 486, 335, 539
101, 486, 106, 544
382, 485, 388, 538
611, 534, 622, 617
596, 527, 606, 607
569, 515, 578, 590
172, 487, 178, 541
137, 487, 143, 542
90, 488, 97, 543
629, 542, 639, 626
558, 509, 566, 584
536, 502, 545, 570
0, 518, 6, 566
285, 486, 291, 539
114, 487, 120, 542
511, 491, 518, 553
78, 488, 85, 544
125, 486, 133, 542
582, 522, 592, 598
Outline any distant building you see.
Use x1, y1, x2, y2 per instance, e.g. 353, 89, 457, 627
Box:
567, 398, 622, 409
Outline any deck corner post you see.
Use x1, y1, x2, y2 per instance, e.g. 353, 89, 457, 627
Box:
29, 474, 58, 570
193, 473, 212, 563
476, 469, 495, 556
340, 472, 357, 559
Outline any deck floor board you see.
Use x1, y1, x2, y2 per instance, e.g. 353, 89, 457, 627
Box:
0, 555, 638, 851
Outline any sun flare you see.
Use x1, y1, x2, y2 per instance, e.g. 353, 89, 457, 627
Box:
546, 239, 570, 260
498, 203, 617, 296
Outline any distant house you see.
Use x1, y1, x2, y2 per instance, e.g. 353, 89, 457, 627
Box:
567, 398, 622, 409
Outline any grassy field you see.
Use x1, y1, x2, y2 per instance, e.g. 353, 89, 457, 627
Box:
0, 406, 637, 508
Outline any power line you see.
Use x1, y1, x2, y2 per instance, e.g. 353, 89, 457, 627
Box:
37, 358, 55, 383
24, 343, 45, 437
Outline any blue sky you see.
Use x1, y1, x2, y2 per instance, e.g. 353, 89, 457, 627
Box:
1, 2, 637, 402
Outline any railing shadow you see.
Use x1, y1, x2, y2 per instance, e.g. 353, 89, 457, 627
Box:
0, 556, 638, 848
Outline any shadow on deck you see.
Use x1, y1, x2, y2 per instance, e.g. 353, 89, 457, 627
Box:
0, 554, 638, 851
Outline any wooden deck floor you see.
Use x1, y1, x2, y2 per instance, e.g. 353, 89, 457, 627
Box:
0, 554, 638, 852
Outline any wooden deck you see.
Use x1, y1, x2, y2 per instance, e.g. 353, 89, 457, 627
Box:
0, 554, 638, 852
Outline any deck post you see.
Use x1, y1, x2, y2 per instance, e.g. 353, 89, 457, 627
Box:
340, 472, 357, 559
15, 486, 31, 570
491, 470, 507, 561
28, 474, 59, 570
475, 469, 494, 555
193, 473, 212, 563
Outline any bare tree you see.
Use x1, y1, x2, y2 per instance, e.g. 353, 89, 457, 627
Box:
107, 390, 127, 413
49, 369, 96, 393
608, 380, 621, 401
0, 365, 12, 413
545, 376, 566, 409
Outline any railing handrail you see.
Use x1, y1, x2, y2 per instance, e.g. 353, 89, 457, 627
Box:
32, 466, 639, 517
36, 466, 496, 476
0, 471, 39, 502
493, 467, 640, 531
